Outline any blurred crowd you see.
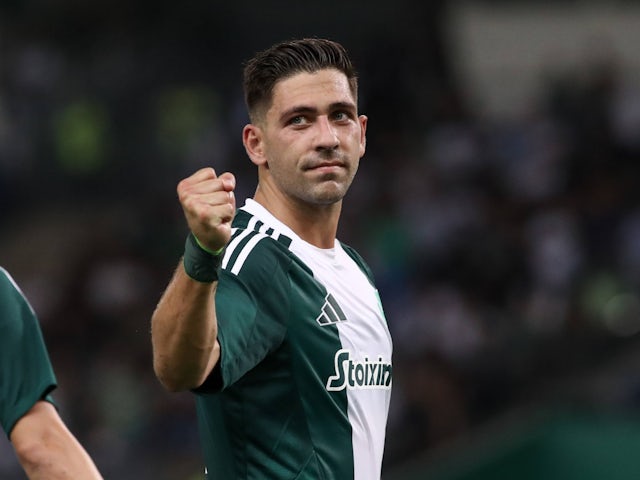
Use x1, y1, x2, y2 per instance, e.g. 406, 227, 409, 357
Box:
2, 2, 640, 478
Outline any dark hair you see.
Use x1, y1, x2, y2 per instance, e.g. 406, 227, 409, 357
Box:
243, 38, 358, 122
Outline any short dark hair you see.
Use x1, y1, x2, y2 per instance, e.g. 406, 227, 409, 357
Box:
243, 38, 358, 123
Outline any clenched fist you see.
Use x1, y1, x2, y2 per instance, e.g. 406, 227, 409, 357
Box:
177, 167, 236, 253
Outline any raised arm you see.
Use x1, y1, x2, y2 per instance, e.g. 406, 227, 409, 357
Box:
11, 401, 102, 479
151, 168, 236, 391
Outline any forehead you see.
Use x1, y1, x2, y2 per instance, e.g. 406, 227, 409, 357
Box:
269, 69, 356, 113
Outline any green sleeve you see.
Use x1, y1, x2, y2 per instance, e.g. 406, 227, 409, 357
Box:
0, 268, 57, 437
200, 238, 290, 392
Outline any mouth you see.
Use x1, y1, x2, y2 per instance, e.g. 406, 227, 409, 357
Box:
306, 164, 345, 178
304, 160, 345, 171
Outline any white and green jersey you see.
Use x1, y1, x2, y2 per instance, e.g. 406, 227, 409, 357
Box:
194, 199, 393, 480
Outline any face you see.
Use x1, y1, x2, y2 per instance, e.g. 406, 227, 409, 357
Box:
244, 68, 367, 207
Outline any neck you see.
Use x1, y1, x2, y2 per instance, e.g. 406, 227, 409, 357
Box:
253, 187, 341, 249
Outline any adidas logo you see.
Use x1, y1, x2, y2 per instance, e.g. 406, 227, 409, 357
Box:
316, 293, 347, 326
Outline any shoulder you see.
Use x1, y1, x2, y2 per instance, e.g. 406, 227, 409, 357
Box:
0, 268, 34, 322
223, 217, 296, 281
0, 267, 18, 294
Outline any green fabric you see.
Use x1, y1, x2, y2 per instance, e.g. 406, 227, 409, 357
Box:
0, 268, 57, 437
194, 210, 354, 479
183, 232, 223, 283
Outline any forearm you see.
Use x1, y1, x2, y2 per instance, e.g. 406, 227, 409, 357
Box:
12, 402, 102, 480
153, 167, 234, 391
151, 261, 220, 391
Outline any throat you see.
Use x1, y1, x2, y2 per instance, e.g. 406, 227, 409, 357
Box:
253, 189, 340, 248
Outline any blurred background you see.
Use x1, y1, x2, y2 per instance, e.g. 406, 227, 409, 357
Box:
2, 0, 640, 478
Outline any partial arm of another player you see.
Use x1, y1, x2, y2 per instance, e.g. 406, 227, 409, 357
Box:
11, 401, 102, 480
151, 168, 236, 392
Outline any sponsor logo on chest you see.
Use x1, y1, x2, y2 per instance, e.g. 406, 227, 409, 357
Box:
326, 349, 392, 391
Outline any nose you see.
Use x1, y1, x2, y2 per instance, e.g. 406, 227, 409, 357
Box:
314, 116, 339, 151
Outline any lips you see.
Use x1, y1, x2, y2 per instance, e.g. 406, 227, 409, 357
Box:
303, 158, 345, 171
311, 162, 343, 169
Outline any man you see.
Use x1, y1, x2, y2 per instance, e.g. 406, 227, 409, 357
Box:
0, 267, 103, 479
152, 38, 393, 479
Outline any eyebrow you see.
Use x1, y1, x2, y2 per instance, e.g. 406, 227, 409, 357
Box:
279, 101, 357, 123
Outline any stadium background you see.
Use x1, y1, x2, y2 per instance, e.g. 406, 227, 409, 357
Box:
2, 0, 640, 478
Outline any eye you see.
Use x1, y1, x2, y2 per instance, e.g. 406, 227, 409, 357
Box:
332, 111, 352, 122
288, 115, 308, 126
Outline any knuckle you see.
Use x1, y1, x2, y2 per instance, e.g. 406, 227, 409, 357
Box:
177, 180, 191, 199
181, 195, 196, 211
196, 207, 210, 224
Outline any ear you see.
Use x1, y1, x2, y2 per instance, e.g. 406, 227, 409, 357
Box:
243, 124, 267, 166
358, 115, 368, 158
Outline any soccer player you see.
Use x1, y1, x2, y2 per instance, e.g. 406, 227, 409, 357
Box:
151, 38, 393, 479
0, 267, 103, 479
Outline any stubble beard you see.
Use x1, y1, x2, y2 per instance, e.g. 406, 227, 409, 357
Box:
266, 149, 359, 207
299, 151, 358, 205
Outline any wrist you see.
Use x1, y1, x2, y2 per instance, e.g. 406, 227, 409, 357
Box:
192, 233, 224, 256
183, 232, 224, 283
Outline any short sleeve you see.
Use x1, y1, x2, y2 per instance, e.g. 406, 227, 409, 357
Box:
0, 268, 57, 436
198, 238, 291, 393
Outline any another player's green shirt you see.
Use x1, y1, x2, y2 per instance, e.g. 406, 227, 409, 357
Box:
0, 267, 57, 437
194, 199, 393, 480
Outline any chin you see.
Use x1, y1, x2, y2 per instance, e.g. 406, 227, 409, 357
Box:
308, 188, 347, 205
